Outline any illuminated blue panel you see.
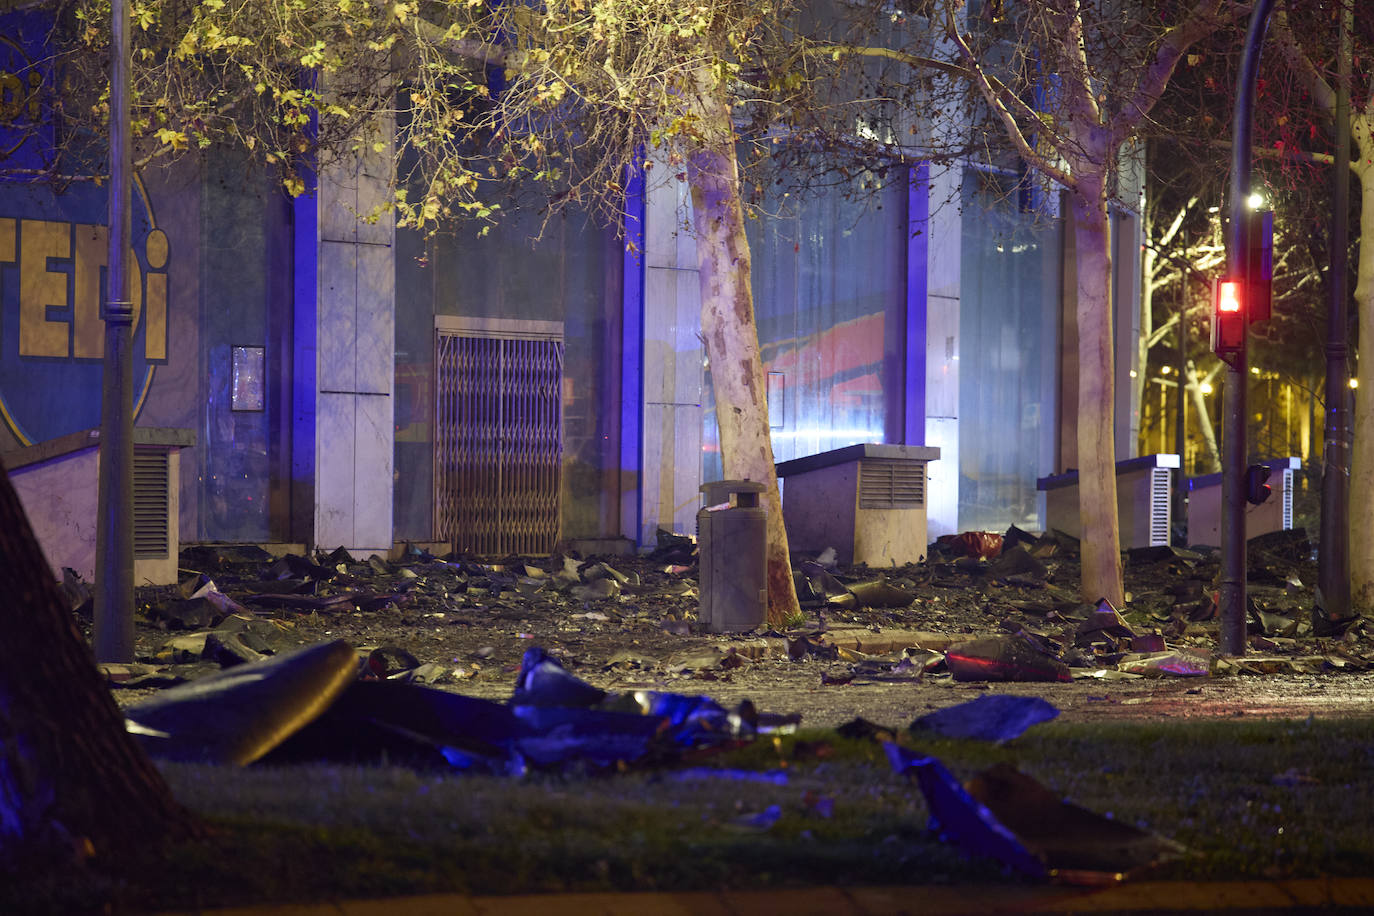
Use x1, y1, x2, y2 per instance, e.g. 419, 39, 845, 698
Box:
620, 161, 645, 541
291, 158, 319, 539
0, 182, 163, 447
905, 163, 929, 444
0, 9, 56, 174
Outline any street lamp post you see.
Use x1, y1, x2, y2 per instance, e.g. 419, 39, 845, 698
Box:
94, 0, 135, 663
1318, 0, 1353, 625
1217, 0, 1277, 656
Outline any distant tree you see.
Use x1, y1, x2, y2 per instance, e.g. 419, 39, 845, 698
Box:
823, 0, 1239, 603
1270, 1, 1374, 611
1141, 191, 1226, 473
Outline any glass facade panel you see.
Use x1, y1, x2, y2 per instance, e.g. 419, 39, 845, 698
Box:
703, 169, 906, 478
957, 171, 1061, 532
394, 206, 619, 542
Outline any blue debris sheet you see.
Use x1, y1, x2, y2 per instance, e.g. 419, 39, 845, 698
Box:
910, 694, 1060, 743
883, 740, 1187, 882
125, 641, 798, 773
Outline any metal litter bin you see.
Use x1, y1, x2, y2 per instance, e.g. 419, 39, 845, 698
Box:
697, 480, 767, 633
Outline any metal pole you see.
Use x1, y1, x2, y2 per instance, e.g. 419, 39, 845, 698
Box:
1219, 0, 1276, 655
1318, 0, 1352, 624
94, 0, 135, 663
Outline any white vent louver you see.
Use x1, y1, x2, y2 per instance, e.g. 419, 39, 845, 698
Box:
858, 459, 925, 510
1282, 468, 1293, 529
1148, 467, 1171, 547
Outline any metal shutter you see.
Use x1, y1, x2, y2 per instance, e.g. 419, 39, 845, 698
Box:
435, 326, 563, 556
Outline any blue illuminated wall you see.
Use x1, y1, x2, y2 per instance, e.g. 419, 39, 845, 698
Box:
0, 24, 290, 545
191, 154, 292, 541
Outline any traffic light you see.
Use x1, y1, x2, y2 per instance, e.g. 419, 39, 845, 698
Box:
1245, 463, 1272, 505
1211, 277, 1246, 356
1211, 204, 1275, 360
1247, 207, 1274, 322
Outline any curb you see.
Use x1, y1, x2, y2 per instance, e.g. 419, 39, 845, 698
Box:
158, 877, 1374, 915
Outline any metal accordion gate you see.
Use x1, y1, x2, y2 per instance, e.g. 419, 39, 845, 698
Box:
434, 318, 564, 556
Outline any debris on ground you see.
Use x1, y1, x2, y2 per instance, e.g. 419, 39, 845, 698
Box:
883, 741, 1187, 883
911, 694, 1060, 743
126, 641, 794, 774
93, 523, 1372, 720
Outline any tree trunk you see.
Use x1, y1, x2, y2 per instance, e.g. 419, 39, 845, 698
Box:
1069, 183, 1125, 606
0, 464, 201, 871
1136, 244, 1155, 439
684, 80, 801, 625
1185, 359, 1222, 473
1347, 134, 1374, 611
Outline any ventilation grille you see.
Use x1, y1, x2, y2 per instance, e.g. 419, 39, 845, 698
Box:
858, 459, 925, 510
1281, 468, 1294, 529
435, 332, 563, 556
1148, 467, 1171, 547
133, 449, 170, 559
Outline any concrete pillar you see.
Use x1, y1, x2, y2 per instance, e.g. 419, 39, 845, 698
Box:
294, 127, 395, 557
637, 163, 705, 544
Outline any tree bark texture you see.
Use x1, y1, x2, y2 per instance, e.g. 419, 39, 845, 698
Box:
1347, 132, 1374, 611
1069, 185, 1125, 606
1136, 245, 1154, 429
684, 81, 801, 625
1185, 360, 1222, 474
0, 463, 200, 870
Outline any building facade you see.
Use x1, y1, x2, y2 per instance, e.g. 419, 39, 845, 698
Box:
0, 144, 1144, 567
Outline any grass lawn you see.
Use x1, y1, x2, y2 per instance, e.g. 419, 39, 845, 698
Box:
9, 717, 1374, 913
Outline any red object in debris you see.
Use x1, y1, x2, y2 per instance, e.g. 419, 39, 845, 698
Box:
951, 531, 1004, 559
945, 637, 1072, 683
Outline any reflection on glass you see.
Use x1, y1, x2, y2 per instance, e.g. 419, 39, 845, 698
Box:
958, 171, 1061, 532
232, 345, 265, 411
720, 163, 905, 470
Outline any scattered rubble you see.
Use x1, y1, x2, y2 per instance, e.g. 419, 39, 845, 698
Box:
82, 526, 1371, 710
126, 640, 794, 774
63, 525, 1371, 884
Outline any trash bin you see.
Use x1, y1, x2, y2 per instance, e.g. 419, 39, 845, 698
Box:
697, 480, 767, 633
775, 443, 940, 566
1037, 454, 1178, 549
1185, 457, 1301, 547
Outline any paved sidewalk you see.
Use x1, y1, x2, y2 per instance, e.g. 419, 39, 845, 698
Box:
161, 877, 1374, 915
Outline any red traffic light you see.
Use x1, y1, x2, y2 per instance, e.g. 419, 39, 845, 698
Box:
1211, 277, 1246, 355
1245, 463, 1272, 505
1217, 281, 1241, 312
